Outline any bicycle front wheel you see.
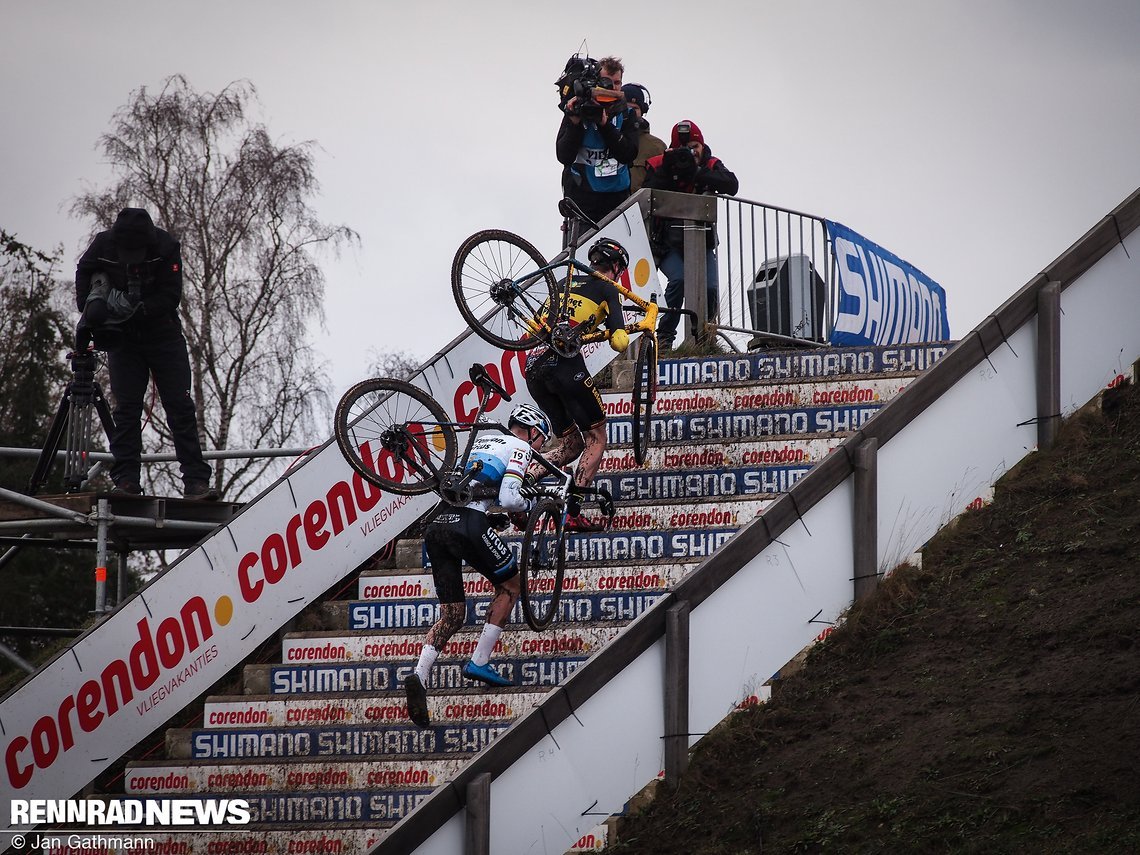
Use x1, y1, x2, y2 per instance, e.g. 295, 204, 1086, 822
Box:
452, 229, 558, 351
519, 497, 567, 631
334, 378, 457, 495
632, 334, 658, 466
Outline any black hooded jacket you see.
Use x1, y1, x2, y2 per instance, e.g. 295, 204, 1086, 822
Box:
75, 208, 183, 321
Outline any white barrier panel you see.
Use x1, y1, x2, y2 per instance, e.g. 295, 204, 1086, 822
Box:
690, 482, 856, 735
877, 321, 1038, 572
489, 640, 667, 855
0, 211, 659, 826
1057, 238, 1140, 414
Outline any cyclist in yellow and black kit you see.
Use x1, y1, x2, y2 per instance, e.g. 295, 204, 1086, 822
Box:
525, 237, 630, 530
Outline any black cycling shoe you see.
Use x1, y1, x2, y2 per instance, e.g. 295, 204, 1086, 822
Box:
404, 674, 431, 727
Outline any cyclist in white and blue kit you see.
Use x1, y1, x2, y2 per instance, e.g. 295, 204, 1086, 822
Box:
404, 403, 552, 728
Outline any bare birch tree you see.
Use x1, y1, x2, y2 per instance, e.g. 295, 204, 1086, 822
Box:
72, 75, 357, 498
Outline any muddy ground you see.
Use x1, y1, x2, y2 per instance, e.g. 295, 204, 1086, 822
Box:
606, 381, 1140, 854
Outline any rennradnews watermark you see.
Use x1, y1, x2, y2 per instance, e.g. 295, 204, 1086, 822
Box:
11, 797, 251, 827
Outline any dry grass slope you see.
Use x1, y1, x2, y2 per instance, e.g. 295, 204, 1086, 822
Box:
606, 381, 1140, 854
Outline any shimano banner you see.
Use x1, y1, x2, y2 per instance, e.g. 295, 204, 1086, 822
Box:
826, 220, 950, 346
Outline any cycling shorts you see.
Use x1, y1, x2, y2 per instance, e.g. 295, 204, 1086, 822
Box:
525, 349, 605, 437
424, 507, 518, 603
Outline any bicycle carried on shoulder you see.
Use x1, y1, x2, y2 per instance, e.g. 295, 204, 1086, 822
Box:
334, 362, 613, 631
451, 198, 687, 466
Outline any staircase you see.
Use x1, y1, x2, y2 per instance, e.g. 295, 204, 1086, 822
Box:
109, 341, 948, 852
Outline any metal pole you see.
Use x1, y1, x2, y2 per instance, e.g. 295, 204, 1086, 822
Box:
464, 772, 492, 855
117, 550, 128, 607
1036, 281, 1062, 450
853, 438, 879, 600
683, 221, 707, 346
664, 601, 690, 788
0, 485, 89, 523
0, 643, 35, 674
94, 498, 109, 614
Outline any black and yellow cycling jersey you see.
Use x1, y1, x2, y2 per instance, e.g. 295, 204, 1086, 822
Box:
525, 271, 625, 437
538, 272, 627, 339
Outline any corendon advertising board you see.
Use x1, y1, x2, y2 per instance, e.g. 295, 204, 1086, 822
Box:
0, 210, 659, 829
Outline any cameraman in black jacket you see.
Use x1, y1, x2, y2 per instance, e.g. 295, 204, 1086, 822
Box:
75, 207, 217, 499
555, 56, 640, 229
643, 120, 739, 349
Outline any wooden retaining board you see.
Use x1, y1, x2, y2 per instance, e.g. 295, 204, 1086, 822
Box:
651, 343, 949, 387
339, 590, 668, 632
202, 691, 545, 729
125, 756, 468, 794
251, 655, 589, 696
602, 375, 912, 416
280, 623, 624, 664
357, 565, 691, 600
175, 720, 511, 760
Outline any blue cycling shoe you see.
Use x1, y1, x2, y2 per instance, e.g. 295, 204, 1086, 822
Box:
462, 660, 512, 687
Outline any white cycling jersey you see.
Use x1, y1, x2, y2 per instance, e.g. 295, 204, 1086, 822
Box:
464, 433, 533, 514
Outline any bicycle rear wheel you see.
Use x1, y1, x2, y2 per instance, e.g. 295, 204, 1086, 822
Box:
631, 334, 658, 466
452, 229, 558, 351
519, 497, 567, 631
335, 378, 457, 495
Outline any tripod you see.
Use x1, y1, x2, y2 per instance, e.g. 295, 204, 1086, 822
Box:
28, 345, 116, 494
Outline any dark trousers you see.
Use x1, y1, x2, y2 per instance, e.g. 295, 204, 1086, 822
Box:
655, 246, 720, 343
107, 318, 210, 486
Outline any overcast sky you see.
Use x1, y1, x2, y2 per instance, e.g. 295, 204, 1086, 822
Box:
3, 0, 1139, 404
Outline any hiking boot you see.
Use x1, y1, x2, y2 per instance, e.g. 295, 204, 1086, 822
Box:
462, 660, 512, 688
403, 674, 431, 727
564, 512, 605, 533
112, 480, 143, 495
184, 480, 220, 501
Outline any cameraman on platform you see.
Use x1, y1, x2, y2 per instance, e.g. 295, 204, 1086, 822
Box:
75, 207, 217, 500
556, 55, 640, 230
644, 120, 738, 350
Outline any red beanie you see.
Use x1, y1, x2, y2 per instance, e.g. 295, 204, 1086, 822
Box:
670, 120, 704, 148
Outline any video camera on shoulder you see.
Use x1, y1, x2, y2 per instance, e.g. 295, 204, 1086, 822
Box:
555, 54, 622, 122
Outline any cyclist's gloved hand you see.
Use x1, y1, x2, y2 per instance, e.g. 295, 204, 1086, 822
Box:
610, 328, 630, 352
598, 489, 615, 519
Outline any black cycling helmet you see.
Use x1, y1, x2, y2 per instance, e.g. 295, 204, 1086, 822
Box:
588, 237, 629, 276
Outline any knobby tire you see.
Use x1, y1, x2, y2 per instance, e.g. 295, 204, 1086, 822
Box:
519, 496, 567, 631
334, 378, 457, 495
451, 229, 559, 351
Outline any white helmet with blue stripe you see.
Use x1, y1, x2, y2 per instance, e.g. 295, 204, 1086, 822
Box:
509, 403, 551, 441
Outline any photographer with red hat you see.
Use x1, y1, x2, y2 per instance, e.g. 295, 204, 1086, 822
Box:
643, 120, 739, 350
